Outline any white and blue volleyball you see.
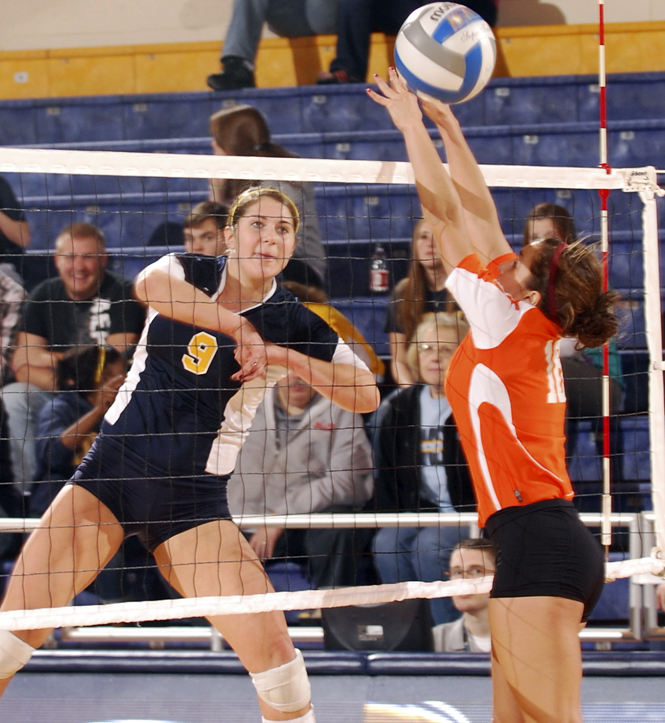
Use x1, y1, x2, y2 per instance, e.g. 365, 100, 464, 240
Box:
394, 3, 496, 104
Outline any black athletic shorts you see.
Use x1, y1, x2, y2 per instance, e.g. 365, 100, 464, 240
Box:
484, 498, 605, 623
70, 440, 232, 553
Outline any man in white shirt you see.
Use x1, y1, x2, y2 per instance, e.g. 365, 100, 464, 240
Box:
433, 538, 495, 653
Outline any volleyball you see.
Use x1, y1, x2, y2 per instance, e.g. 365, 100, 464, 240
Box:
394, 3, 496, 104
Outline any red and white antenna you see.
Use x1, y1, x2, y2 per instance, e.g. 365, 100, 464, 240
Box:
598, 0, 612, 549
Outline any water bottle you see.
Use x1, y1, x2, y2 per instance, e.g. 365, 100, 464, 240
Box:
369, 243, 390, 293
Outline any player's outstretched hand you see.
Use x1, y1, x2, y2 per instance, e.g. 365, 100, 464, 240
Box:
367, 67, 422, 132
231, 317, 267, 382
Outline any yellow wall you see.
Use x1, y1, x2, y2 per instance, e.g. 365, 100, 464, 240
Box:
0, 22, 664, 100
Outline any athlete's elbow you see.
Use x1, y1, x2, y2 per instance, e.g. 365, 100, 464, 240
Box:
353, 385, 381, 414
134, 267, 163, 304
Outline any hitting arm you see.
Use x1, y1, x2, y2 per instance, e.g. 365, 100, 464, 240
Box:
421, 97, 511, 264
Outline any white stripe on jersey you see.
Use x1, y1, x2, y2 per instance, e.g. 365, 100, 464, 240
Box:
205, 338, 368, 476
206, 365, 287, 476
104, 306, 155, 426
468, 363, 564, 514
446, 265, 534, 350
332, 337, 371, 371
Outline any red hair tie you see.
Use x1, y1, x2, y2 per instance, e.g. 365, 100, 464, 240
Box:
547, 243, 566, 323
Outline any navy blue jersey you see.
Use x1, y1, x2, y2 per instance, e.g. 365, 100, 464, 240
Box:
99, 254, 340, 479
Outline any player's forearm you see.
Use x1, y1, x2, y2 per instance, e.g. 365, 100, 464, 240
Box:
0, 213, 30, 248
59, 407, 104, 451
12, 363, 55, 390
402, 122, 461, 224
136, 268, 240, 337
11, 347, 58, 389
430, 112, 511, 263
270, 349, 379, 413
400, 123, 469, 272
435, 118, 497, 219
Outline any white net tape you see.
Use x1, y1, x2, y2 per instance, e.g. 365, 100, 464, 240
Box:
0, 555, 660, 631
0, 146, 650, 189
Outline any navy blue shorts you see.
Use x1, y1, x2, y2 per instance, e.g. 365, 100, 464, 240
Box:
484, 499, 605, 623
70, 440, 232, 553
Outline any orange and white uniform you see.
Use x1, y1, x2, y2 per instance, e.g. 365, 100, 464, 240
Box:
445, 253, 574, 528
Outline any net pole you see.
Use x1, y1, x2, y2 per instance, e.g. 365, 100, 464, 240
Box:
640, 180, 665, 554
598, 0, 612, 548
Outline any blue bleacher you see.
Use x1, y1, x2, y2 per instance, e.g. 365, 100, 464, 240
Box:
2, 72, 665, 145
0, 74, 660, 495
14, 185, 648, 258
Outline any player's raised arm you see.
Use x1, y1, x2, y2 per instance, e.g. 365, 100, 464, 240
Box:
420, 97, 512, 265
367, 70, 471, 275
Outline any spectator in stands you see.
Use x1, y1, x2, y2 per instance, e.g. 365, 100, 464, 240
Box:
209, 104, 328, 289
0, 398, 21, 564
317, 0, 498, 85
523, 203, 625, 485
3, 222, 146, 493
0, 267, 25, 385
385, 218, 456, 387
207, 0, 339, 91
31, 345, 126, 518
371, 312, 475, 624
183, 201, 228, 257
282, 280, 385, 380
432, 538, 494, 653
0, 176, 31, 280
227, 371, 374, 588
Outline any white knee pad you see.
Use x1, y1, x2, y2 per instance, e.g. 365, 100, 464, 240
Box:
0, 630, 34, 679
250, 649, 311, 713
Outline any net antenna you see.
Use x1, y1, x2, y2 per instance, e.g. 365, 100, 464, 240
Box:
598, 0, 613, 550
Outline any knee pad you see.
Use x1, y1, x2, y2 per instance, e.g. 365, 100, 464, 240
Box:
0, 630, 34, 679
250, 648, 311, 713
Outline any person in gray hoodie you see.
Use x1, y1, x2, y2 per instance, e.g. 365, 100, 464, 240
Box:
227, 371, 374, 588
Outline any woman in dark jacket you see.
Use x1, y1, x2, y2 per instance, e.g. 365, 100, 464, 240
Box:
372, 311, 475, 625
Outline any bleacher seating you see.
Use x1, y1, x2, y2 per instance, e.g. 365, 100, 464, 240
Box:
0, 71, 661, 543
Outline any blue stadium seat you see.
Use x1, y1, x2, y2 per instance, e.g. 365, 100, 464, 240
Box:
621, 415, 651, 482
121, 93, 216, 141
0, 101, 40, 145
485, 76, 583, 126
511, 122, 600, 167
330, 296, 391, 358
609, 119, 665, 168
302, 85, 397, 134
212, 87, 305, 135
23, 190, 207, 249
2, 72, 665, 149
568, 416, 651, 485
601, 72, 665, 122
36, 96, 127, 144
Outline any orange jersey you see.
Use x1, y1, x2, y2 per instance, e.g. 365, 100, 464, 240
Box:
445, 253, 573, 527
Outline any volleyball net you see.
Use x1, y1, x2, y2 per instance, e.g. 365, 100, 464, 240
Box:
0, 148, 662, 633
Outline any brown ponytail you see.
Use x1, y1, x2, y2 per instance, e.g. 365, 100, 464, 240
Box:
527, 238, 619, 348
